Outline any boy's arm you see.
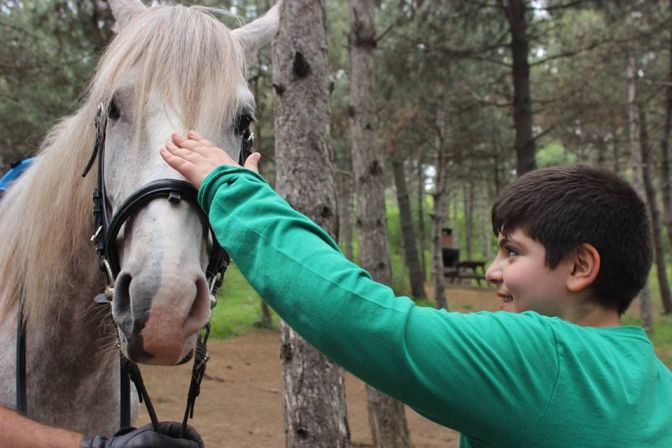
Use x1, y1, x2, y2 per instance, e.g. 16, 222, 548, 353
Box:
199, 166, 560, 443
0, 406, 83, 448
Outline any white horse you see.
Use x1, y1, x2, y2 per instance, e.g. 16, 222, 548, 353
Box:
0, 0, 278, 436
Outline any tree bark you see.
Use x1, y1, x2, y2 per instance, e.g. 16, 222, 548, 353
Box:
387, 108, 426, 299
500, 0, 536, 175
640, 108, 672, 315
272, 2, 351, 446
336, 170, 355, 260
627, 52, 653, 329
463, 175, 474, 260
391, 156, 426, 298
481, 180, 493, 261
431, 88, 449, 310
348, 0, 411, 446
660, 0, 672, 273
416, 161, 427, 281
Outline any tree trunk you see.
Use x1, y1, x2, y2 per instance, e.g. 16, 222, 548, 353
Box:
432, 88, 449, 310
272, 2, 351, 446
391, 156, 426, 298
481, 180, 493, 261
387, 108, 426, 299
463, 176, 475, 260
336, 170, 355, 260
348, 0, 410, 446
660, 1, 672, 271
500, 0, 536, 175
417, 161, 427, 280
640, 108, 672, 314
627, 52, 653, 329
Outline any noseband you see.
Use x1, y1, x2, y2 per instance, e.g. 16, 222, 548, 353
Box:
16, 101, 255, 435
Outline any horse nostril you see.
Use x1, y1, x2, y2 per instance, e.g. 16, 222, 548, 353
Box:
113, 272, 132, 317
186, 277, 210, 329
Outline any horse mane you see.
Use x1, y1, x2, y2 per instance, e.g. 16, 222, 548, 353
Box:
0, 4, 246, 325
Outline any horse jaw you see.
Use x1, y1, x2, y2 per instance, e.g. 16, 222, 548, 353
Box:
109, 0, 147, 33
232, 1, 281, 55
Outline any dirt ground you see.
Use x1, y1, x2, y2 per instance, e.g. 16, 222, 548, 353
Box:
137, 285, 500, 447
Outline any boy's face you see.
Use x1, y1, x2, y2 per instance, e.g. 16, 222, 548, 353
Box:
485, 229, 574, 316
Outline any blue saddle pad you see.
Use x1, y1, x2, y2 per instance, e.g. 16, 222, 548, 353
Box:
0, 158, 35, 193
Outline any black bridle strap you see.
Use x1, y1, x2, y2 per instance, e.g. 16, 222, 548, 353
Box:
104, 179, 218, 276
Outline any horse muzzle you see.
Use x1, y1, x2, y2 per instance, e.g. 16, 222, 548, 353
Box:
112, 270, 210, 365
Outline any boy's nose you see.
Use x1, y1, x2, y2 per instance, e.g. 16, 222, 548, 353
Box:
485, 259, 502, 284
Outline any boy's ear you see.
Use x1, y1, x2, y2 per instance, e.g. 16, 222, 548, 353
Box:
566, 243, 600, 293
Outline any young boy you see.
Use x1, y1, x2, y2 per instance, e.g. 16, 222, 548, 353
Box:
161, 131, 672, 447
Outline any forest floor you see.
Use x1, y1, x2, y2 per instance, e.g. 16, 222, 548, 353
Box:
136, 284, 668, 447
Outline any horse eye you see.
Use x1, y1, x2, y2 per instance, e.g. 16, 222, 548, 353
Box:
235, 113, 254, 135
108, 99, 120, 120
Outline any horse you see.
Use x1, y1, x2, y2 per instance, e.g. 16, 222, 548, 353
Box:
0, 0, 278, 437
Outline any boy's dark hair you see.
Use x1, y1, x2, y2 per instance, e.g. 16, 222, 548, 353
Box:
491, 165, 652, 314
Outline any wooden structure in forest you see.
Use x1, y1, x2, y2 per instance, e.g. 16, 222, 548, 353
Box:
441, 228, 487, 285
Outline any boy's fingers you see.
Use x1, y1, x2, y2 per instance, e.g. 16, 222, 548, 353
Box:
160, 147, 203, 185
187, 130, 215, 147
160, 147, 191, 172
165, 141, 200, 160
171, 132, 201, 151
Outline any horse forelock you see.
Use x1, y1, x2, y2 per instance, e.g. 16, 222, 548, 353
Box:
90, 4, 247, 135
0, 3, 247, 325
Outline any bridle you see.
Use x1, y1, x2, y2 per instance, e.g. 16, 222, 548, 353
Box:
16, 101, 254, 435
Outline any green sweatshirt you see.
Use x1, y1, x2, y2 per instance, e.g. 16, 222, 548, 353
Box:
199, 166, 672, 448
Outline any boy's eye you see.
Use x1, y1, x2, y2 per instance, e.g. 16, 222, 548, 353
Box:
505, 246, 519, 257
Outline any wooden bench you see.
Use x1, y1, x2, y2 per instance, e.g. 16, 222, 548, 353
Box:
444, 260, 487, 285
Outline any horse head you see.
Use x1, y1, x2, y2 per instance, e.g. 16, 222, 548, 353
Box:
94, 0, 278, 365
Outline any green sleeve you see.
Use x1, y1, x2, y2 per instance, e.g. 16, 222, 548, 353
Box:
198, 166, 560, 445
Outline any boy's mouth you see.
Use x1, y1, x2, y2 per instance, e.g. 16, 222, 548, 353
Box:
498, 293, 514, 310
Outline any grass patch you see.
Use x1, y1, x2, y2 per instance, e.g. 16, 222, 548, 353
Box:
210, 263, 277, 339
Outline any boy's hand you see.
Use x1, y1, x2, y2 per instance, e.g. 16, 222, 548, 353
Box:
160, 130, 260, 189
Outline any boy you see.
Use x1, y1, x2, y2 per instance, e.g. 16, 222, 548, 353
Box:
161, 131, 672, 447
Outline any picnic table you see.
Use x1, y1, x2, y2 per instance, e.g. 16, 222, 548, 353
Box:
444, 259, 487, 285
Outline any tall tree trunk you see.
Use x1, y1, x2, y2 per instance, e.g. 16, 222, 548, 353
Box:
660, 2, 672, 268
627, 52, 654, 329
500, 0, 536, 175
348, 1, 410, 446
388, 108, 426, 299
481, 180, 493, 261
417, 160, 427, 280
640, 109, 672, 314
391, 156, 426, 298
432, 89, 449, 310
272, 2, 351, 446
463, 175, 475, 260
336, 170, 355, 260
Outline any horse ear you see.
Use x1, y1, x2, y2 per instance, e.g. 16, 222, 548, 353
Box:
232, 1, 281, 56
109, 0, 147, 33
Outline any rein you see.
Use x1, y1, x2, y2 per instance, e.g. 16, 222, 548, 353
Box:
16, 102, 255, 434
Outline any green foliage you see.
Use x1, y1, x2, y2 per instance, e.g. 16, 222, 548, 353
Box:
210, 263, 277, 338
0, 1, 112, 167
537, 140, 577, 168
